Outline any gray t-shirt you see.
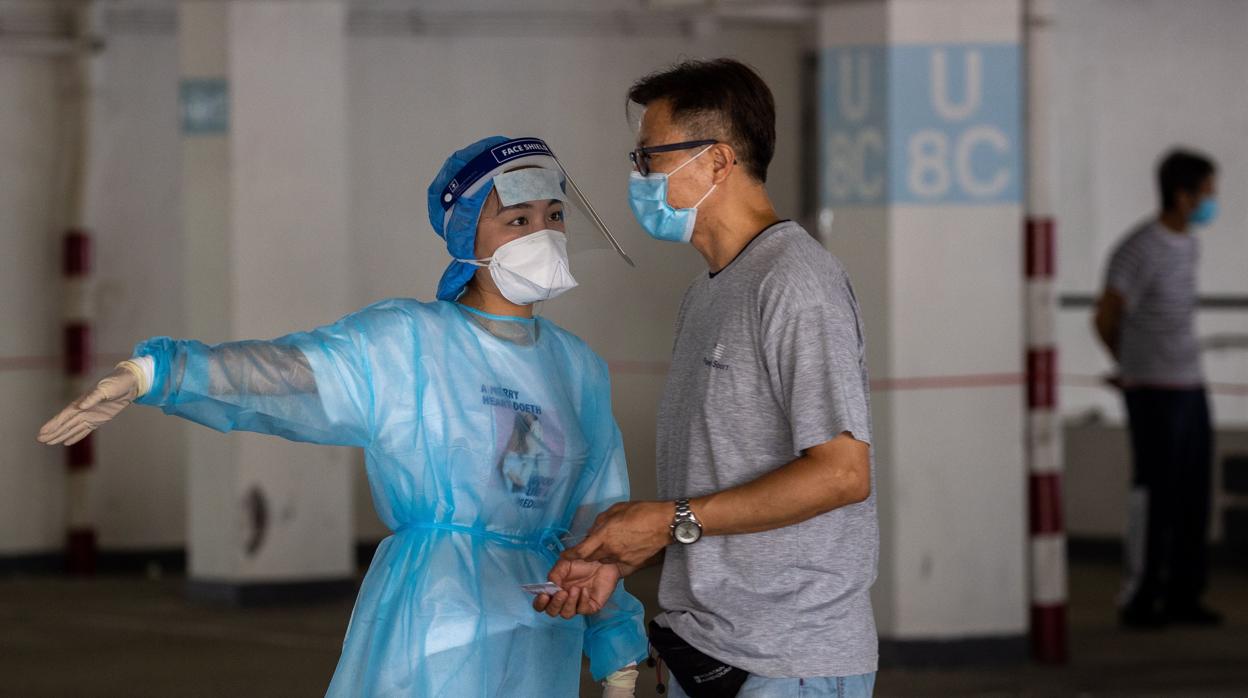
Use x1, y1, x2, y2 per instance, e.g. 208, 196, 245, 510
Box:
654, 221, 878, 678
1104, 219, 1202, 386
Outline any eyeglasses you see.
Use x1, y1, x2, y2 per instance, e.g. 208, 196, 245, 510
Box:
628, 139, 718, 177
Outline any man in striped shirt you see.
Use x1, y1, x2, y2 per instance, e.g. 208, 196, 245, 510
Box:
1094, 148, 1221, 629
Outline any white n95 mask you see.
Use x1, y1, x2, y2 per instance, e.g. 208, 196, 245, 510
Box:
458, 229, 578, 305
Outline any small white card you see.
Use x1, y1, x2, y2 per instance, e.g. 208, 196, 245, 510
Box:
520, 582, 562, 596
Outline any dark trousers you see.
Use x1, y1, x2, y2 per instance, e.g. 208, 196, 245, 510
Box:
1121, 387, 1213, 610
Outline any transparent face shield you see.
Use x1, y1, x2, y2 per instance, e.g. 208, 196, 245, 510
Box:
552, 158, 635, 268
489, 166, 633, 267
439, 138, 634, 269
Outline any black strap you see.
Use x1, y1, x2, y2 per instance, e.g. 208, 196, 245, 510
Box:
648, 621, 749, 697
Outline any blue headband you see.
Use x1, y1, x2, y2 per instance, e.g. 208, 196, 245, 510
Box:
438, 137, 557, 213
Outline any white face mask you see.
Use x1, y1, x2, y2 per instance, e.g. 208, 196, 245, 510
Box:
458, 229, 578, 305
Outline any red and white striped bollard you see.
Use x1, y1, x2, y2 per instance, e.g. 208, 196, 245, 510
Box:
64, 228, 97, 575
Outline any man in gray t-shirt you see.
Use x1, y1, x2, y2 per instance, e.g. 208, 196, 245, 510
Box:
652, 219, 877, 680
535, 59, 877, 697
1104, 219, 1201, 387
1095, 148, 1221, 629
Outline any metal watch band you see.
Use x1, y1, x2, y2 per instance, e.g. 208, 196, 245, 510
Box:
675, 498, 692, 518
671, 498, 702, 544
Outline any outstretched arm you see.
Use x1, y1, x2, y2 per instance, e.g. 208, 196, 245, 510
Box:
38, 306, 393, 449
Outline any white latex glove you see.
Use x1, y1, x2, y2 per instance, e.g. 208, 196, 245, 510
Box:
37, 361, 148, 446
602, 665, 638, 698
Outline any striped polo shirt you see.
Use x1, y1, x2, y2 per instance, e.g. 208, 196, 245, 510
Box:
1104, 219, 1202, 387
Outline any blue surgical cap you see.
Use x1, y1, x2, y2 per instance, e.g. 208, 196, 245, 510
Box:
428, 135, 510, 302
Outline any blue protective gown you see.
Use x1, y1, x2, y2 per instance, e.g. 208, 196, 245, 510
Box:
134, 299, 648, 697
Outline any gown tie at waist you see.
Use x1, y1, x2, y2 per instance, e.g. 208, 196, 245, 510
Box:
395, 521, 569, 556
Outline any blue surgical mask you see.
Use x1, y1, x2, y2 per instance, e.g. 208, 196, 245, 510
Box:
627, 146, 717, 243
1189, 197, 1218, 226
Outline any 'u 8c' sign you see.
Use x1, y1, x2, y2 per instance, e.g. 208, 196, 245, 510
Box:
821, 44, 1021, 207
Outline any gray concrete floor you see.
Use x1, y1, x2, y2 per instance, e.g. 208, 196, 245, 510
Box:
1, 560, 1246, 697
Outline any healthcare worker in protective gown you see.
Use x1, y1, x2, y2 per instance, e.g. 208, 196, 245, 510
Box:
37, 136, 648, 697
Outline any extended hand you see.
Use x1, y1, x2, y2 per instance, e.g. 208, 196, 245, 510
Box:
561, 501, 672, 570
533, 558, 622, 619
37, 365, 142, 446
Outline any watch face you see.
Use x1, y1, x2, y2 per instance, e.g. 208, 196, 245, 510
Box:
673, 520, 702, 544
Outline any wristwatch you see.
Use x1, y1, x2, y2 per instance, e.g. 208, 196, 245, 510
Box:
670, 499, 703, 545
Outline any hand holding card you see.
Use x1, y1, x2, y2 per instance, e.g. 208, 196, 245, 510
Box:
521, 582, 563, 596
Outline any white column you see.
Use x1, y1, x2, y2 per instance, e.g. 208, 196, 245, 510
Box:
0, 4, 71, 566
818, 0, 1028, 661
179, 0, 354, 603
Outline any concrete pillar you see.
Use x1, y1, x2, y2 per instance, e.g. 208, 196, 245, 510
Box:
817, 0, 1028, 662
179, 0, 354, 604
0, 10, 69, 568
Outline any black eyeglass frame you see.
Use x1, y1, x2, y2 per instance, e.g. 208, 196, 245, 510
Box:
628, 139, 719, 176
